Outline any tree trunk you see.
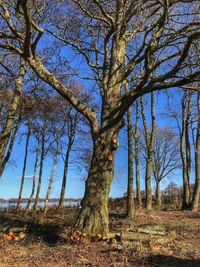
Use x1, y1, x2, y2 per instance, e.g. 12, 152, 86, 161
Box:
25, 139, 40, 213
75, 128, 119, 234
0, 62, 25, 174
44, 141, 59, 214
191, 92, 200, 211
181, 94, 191, 210
0, 117, 20, 177
16, 127, 31, 211
145, 159, 153, 210
141, 93, 155, 211
155, 180, 161, 206
58, 139, 72, 209
33, 129, 45, 211
126, 106, 135, 219
134, 100, 142, 208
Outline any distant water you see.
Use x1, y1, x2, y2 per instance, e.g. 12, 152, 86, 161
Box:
0, 201, 80, 209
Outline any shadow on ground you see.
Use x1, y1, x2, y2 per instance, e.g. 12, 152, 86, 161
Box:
147, 255, 200, 267
0, 213, 71, 246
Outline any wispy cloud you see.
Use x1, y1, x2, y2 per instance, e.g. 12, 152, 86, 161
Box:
17, 175, 37, 179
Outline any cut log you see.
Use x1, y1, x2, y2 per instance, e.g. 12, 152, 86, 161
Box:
137, 228, 166, 236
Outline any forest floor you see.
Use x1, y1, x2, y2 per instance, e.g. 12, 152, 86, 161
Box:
0, 207, 199, 267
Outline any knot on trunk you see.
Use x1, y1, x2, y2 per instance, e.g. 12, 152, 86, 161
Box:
111, 138, 119, 151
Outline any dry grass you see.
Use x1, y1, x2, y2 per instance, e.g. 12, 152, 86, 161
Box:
0, 208, 200, 266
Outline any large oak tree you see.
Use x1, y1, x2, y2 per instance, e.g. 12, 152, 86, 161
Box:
0, 0, 200, 234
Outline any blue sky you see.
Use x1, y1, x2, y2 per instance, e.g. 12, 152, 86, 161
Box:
0, 90, 195, 200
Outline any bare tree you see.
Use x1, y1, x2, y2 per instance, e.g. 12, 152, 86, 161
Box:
43, 139, 59, 215
153, 127, 181, 206
191, 90, 200, 211
58, 113, 77, 209
126, 100, 134, 218
133, 100, 142, 208
0, 0, 200, 233
16, 125, 31, 211
25, 136, 40, 213
141, 93, 156, 211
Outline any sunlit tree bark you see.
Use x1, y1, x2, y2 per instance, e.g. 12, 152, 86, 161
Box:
126, 105, 135, 218
180, 92, 192, 209
191, 91, 200, 211
141, 93, 156, 211
133, 100, 142, 208
33, 126, 46, 212
16, 126, 31, 211
0, 61, 26, 176
44, 140, 59, 214
25, 138, 40, 213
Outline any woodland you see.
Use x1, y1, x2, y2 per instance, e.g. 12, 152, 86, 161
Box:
0, 0, 200, 266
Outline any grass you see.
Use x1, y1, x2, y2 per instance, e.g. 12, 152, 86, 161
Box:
0, 207, 199, 266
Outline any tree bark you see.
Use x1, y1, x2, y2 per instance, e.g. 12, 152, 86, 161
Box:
25, 138, 41, 213
0, 62, 25, 175
155, 180, 161, 206
181, 94, 191, 210
134, 100, 142, 208
191, 92, 200, 211
0, 117, 20, 177
126, 105, 135, 219
141, 93, 156, 211
75, 127, 120, 234
58, 139, 72, 209
16, 126, 31, 211
44, 141, 59, 214
33, 128, 45, 211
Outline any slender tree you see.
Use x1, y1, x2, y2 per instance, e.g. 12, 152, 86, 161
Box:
16, 125, 31, 211
126, 104, 134, 218
25, 137, 41, 213
153, 127, 181, 206
58, 112, 78, 209
133, 100, 142, 208
44, 139, 59, 214
191, 90, 200, 211
180, 92, 192, 209
141, 93, 156, 211
32, 123, 46, 212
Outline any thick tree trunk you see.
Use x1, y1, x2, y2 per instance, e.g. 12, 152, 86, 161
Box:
191, 92, 200, 211
58, 139, 72, 209
16, 127, 31, 211
75, 129, 119, 234
44, 142, 59, 214
126, 106, 135, 219
33, 129, 45, 211
25, 139, 40, 213
155, 180, 161, 206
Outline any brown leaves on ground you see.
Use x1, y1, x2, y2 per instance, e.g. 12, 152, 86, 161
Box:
0, 209, 200, 266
